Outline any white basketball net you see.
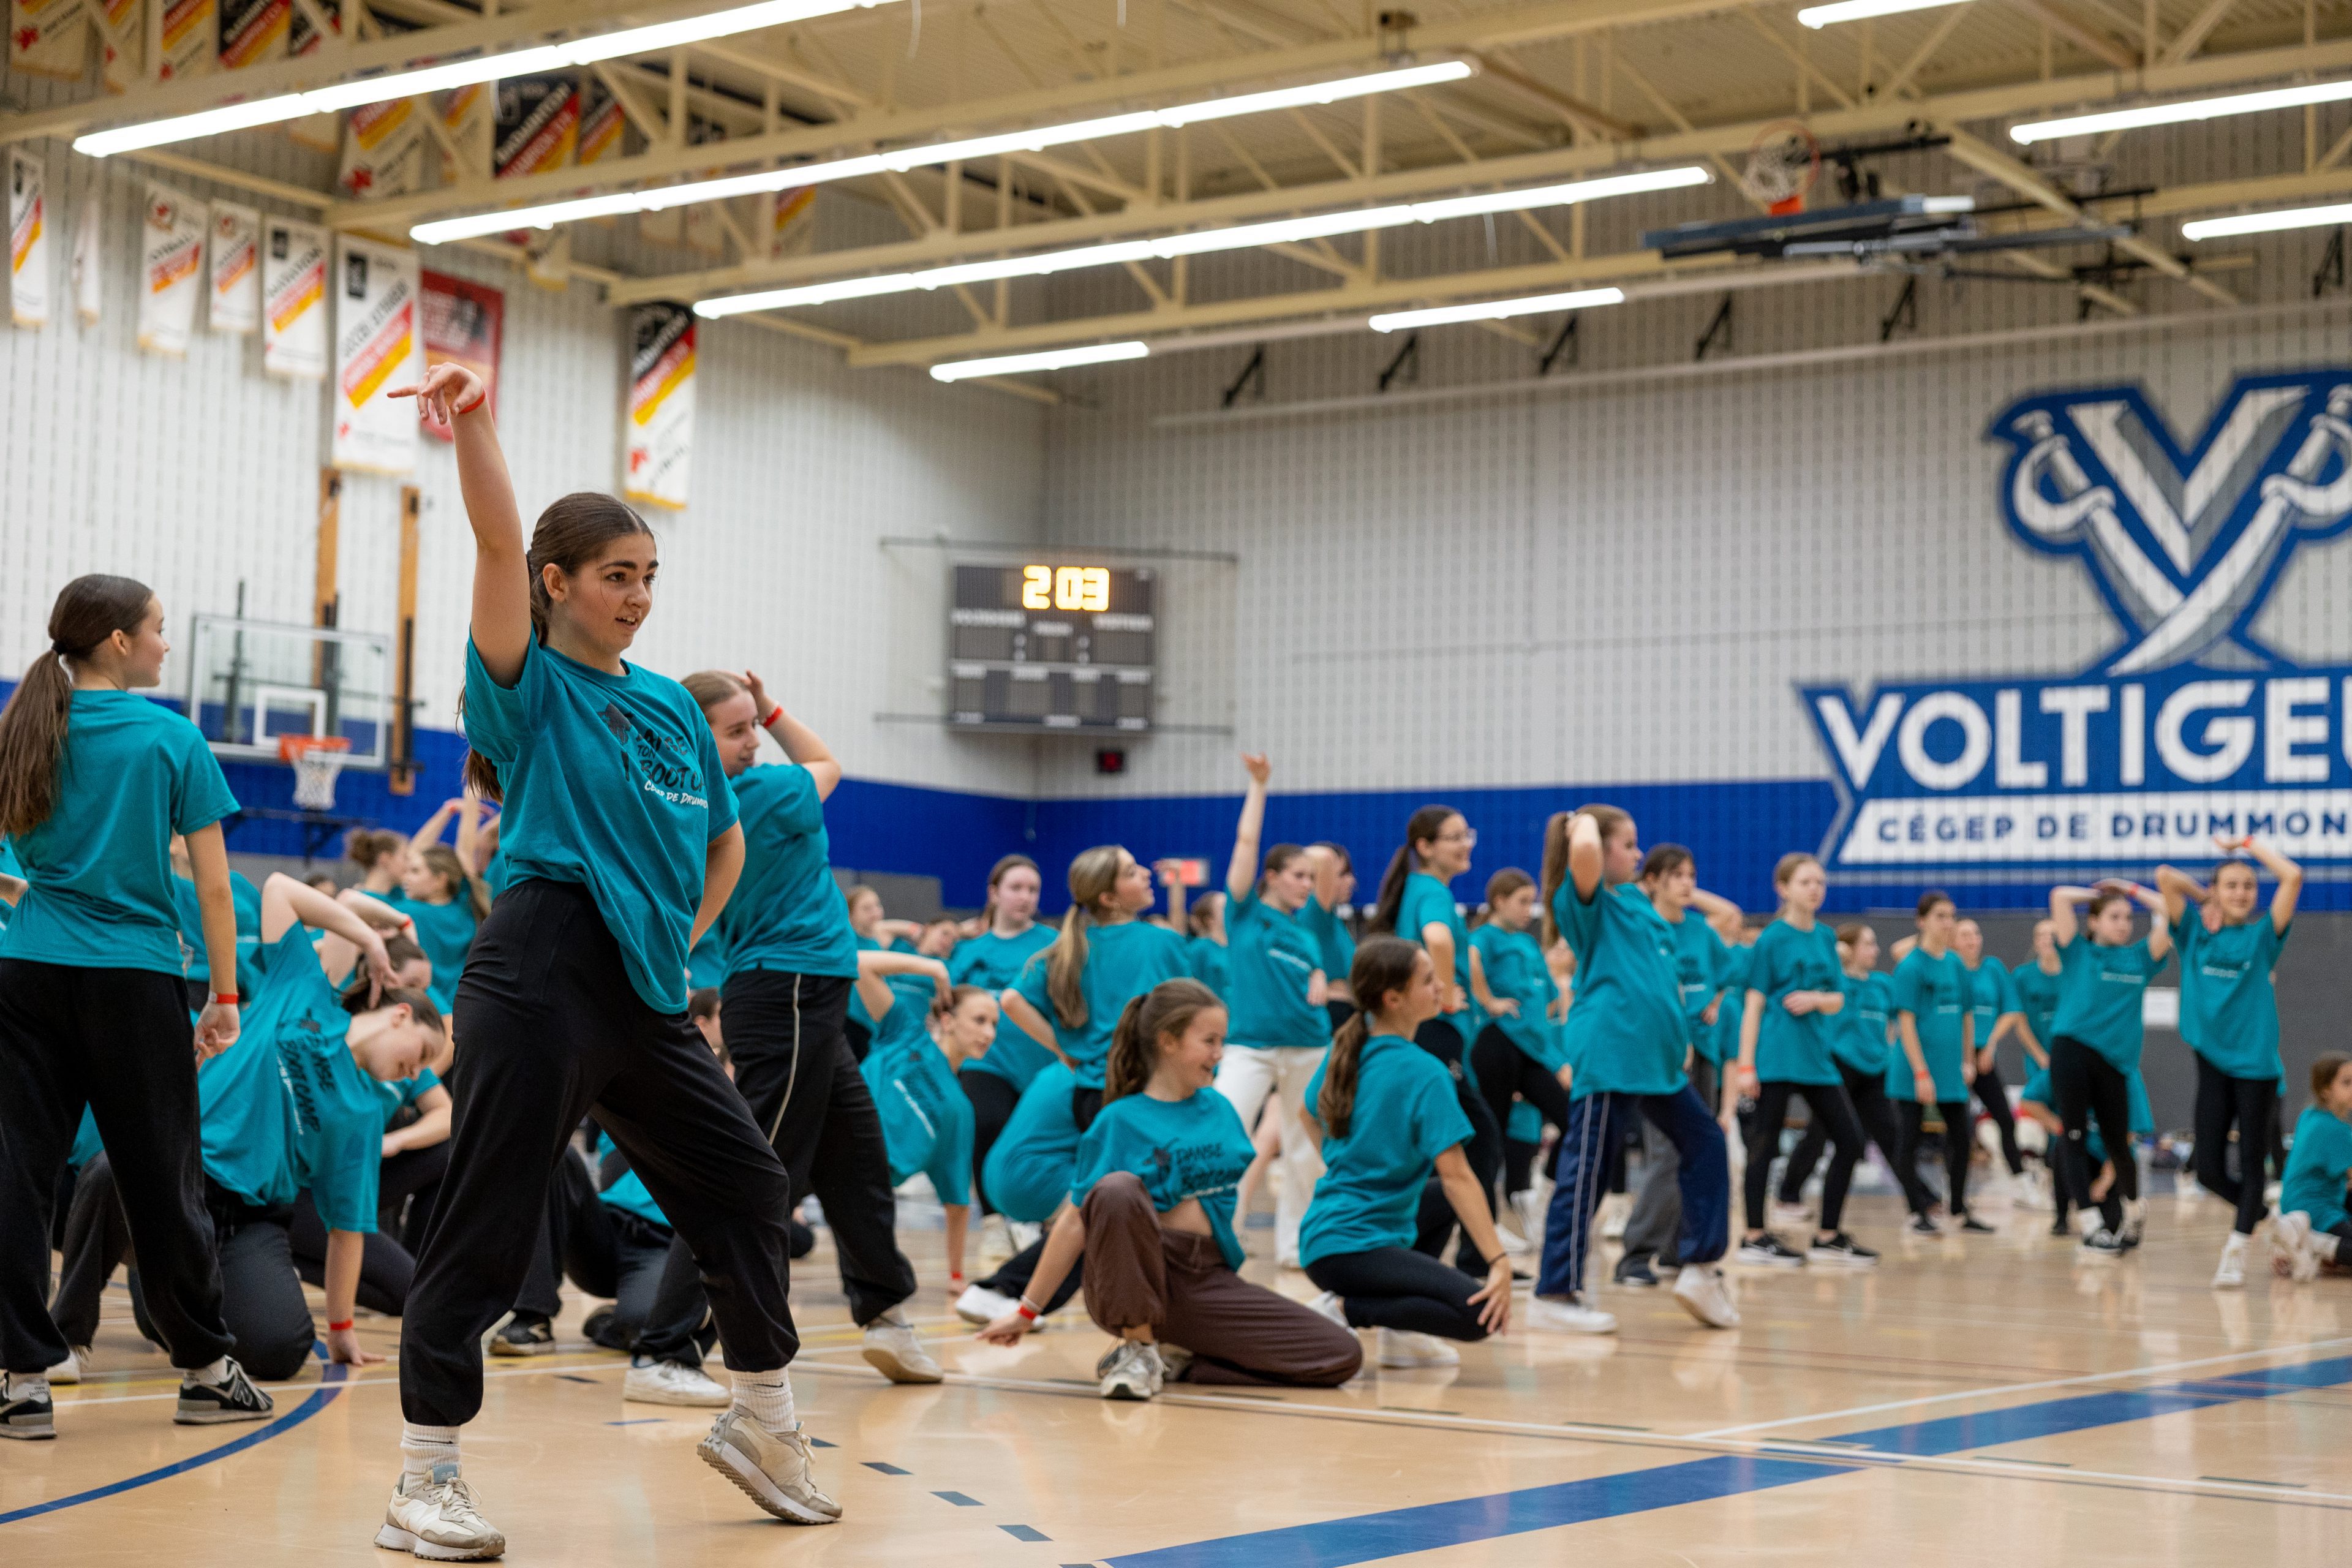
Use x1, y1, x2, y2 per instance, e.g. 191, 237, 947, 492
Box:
291, 747, 349, 811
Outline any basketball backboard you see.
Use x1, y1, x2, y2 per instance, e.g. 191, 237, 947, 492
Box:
183, 614, 394, 768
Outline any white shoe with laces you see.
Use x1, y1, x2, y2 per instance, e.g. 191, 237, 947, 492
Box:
375, 1463, 508, 1561
623, 1358, 730, 1406
2212, 1232, 2250, 1289
1672, 1265, 1741, 1329
1376, 1329, 1461, 1368
1096, 1340, 1164, 1401
1509, 1189, 1547, 1250
861, 1307, 943, 1383
46, 1346, 83, 1386
1525, 1294, 1618, 1335
697, 1412, 842, 1525
1598, 1193, 1631, 1242
2272, 1212, 2320, 1281
954, 1284, 1019, 1325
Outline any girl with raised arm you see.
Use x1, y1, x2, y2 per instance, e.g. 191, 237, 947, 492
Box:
2157, 835, 2303, 1287
1775, 923, 1939, 1231
1212, 754, 1332, 1269
2045, 880, 2171, 1257
0, 575, 276, 1441
377, 364, 824, 1558
394, 799, 494, 1016
1886, 892, 1981, 1236
856, 950, 995, 1291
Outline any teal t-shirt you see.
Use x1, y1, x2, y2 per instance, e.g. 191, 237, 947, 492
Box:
376, 1065, 442, 1122
2173, 914, 2288, 1081
590, 1132, 669, 1227
2013, 960, 2062, 1054
2052, 935, 2162, 1071
1887, 947, 1969, 1102
846, 932, 911, 1033
1507, 1098, 1545, 1143
860, 992, 974, 1206
1746, 918, 1843, 1087
718, 763, 858, 984
461, 636, 738, 1014
1068, 1087, 1256, 1270
0, 838, 20, 930
951, 925, 1057, 1089
1222, 886, 1328, 1050
1298, 1034, 1474, 1267
1469, 924, 1565, 1071
1297, 898, 1355, 992
1834, 971, 1893, 1076
69, 1106, 104, 1168
1668, 914, 1730, 1063
2282, 1105, 2352, 1234
1555, 880, 1688, 1099
982, 1061, 1083, 1223
1186, 934, 1230, 998
685, 927, 729, 992
0, 691, 238, 976
172, 870, 263, 997
253, 926, 388, 1232
1012, 919, 1193, 1088
1709, 945, 1752, 1066
1963, 958, 2022, 1060
1396, 874, 1472, 1027
385, 889, 475, 1017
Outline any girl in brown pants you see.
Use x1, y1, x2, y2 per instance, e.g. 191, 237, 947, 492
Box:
979, 979, 1362, 1399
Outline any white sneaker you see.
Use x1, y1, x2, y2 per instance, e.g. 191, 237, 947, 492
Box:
1525, 1294, 1618, 1335
1769, 1200, 1813, 1229
624, 1359, 730, 1406
1599, 1193, 1631, 1241
954, 1284, 1019, 1326
46, 1346, 84, 1385
1376, 1329, 1460, 1368
1305, 1289, 1349, 1329
2212, 1232, 2250, 1289
375, 1463, 508, 1561
1672, 1265, 1741, 1329
1508, 1189, 1547, 1250
1493, 1219, 1532, 1257
2011, 1169, 2054, 1211
696, 1412, 842, 1525
1096, 1340, 1164, 1400
1007, 1221, 1043, 1251
2273, 1212, 2320, 1282
861, 1307, 944, 1383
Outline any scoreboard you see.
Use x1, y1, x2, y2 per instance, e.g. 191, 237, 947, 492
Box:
948, 562, 1156, 731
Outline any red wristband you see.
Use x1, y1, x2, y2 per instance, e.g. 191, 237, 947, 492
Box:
213, 993, 240, 1008
761, 703, 783, 728
327, 1319, 353, 1333
451, 390, 485, 415
1016, 1299, 1039, 1322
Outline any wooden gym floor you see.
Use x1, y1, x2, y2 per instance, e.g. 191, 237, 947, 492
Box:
8, 1178, 2348, 1566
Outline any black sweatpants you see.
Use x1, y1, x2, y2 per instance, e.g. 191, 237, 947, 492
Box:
400, 881, 801, 1428
1779, 1061, 1935, 1218
0, 960, 233, 1374
721, 968, 917, 1327
1744, 1081, 1866, 1232
2192, 1052, 2278, 1237
288, 1189, 415, 1316
1305, 1245, 1491, 1341
1469, 1025, 1570, 1178
2049, 1036, 2137, 1233
960, 1068, 1022, 1216
1972, 1064, 2026, 1177
378, 1142, 451, 1253
1896, 1098, 1973, 1217
1411, 1017, 1504, 1281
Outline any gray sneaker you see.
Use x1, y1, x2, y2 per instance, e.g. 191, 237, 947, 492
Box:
696, 1412, 842, 1525
861, 1307, 944, 1384
375, 1462, 507, 1560
175, 1358, 274, 1425
1096, 1340, 1164, 1401
1, 1374, 55, 1441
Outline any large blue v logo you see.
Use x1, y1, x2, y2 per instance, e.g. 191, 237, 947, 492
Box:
1991, 370, 2352, 676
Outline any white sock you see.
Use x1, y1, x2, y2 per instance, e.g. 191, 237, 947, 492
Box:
190, 1355, 232, 1387
2318, 1233, 2342, 1264
731, 1368, 795, 1435
8, 1373, 50, 1400
401, 1423, 462, 1487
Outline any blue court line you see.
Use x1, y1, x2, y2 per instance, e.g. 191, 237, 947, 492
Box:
606, 1418, 668, 1426
1106, 1354, 2352, 1568
1002, 1524, 1052, 1541
935, 1490, 984, 1506
864, 1461, 911, 1475
0, 1362, 351, 1528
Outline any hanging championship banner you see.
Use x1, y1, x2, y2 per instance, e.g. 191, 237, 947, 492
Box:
494, 77, 578, 181
97, 0, 141, 91
217, 0, 287, 68
260, 216, 326, 377
72, 183, 101, 325
9, 149, 50, 328
137, 182, 206, 356
285, 0, 341, 148
160, 0, 217, 80
624, 303, 694, 511
418, 269, 501, 442
575, 76, 626, 168
331, 236, 421, 473
770, 185, 815, 256
338, 98, 425, 198
436, 84, 490, 186
9, 0, 88, 80
207, 201, 258, 333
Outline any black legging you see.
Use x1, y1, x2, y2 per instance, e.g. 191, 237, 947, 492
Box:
2192, 1052, 2278, 1237
1778, 1060, 1936, 1218
287, 1189, 415, 1316
959, 1069, 1023, 1216
1971, 1059, 2026, 1177
2049, 1036, 2137, 1233
1305, 1246, 1490, 1341
1469, 1025, 1570, 1179
1744, 1082, 1865, 1232
1411, 1017, 1503, 1280
1896, 1099, 1973, 1217
377, 1142, 451, 1254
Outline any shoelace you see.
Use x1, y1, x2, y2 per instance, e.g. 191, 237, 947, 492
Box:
428, 1477, 493, 1531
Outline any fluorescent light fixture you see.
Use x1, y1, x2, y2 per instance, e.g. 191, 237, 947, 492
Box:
75, 0, 892, 157
409, 61, 1475, 246
2182, 200, 2352, 241
696, 164, 1710, 317
930, 341, 1150, 380
1368, 285, 1624, 332
1798, 0, 1968, 28
2009, 78, 2352, 145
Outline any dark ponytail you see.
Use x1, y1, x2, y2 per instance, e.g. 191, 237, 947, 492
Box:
1103, 978, 1220, 1102
1539, 804, 1630, 946
1319, 937, 1426, 1138
460, 493, 655, 802
1368, 804, 1458, 936
337, 978, 444, 1040
0, 575, 156, 840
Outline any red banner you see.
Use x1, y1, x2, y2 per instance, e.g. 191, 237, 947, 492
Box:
419, 269, 502, 442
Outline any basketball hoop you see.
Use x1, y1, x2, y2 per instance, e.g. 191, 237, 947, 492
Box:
280, 734, 353, 812
1744, 122, 1821, 216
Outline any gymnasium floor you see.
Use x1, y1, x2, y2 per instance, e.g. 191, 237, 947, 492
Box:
9, 1183, 2346, 1566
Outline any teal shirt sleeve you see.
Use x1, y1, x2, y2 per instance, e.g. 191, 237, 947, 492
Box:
1406, 1054, 1476, 1162
926, 1091, 974, 1207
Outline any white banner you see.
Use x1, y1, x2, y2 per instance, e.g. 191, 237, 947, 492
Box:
260, 216, 327, 377
9, 149, 50, 328
137, 182, 206, 356
207, 200, 258, 333
331, 236, 420, 473
9, 0, 89, 80
1836, 789, 2352, 865
338, 98, 425, 199
160, 0, 216, 81
97, 0, 141, 91
624, 303, 694, 511
71, 183, 101, 325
